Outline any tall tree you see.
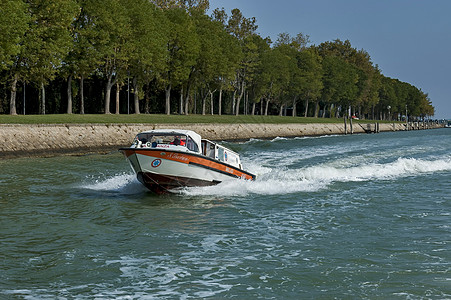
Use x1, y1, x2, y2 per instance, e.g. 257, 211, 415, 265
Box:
125, 0, 168, 114
211, 8, 242, 115
186, 10, 239, 115
92, 0, 132, 114
269, 47, 292, 116
253, 43, 290, 116
64, 0, 104, 114
7, 0, 77, 115
225, 8, 259, 115
160, 7, 199, 115
294, 47, 323, 117
29, 0, 78, 114
318, 39, 379, 118
0, 0, 29, 115
0, 0, 29, 71
273, 32, 318, 117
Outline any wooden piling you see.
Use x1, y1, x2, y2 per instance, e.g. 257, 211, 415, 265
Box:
344, 117, 347, 135
350, 117, 353, 134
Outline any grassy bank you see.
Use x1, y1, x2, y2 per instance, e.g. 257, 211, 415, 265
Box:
0, 114, 394, 125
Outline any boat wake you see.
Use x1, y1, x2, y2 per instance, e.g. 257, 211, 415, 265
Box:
180, 156, 451, 196
80, 154, 451, 198
81, 172, 146, 195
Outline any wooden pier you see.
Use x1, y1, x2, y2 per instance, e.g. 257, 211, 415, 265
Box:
344, 118, 443, 135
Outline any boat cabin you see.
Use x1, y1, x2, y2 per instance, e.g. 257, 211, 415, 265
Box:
131, 129, 243, 170
201, 139, 242, 169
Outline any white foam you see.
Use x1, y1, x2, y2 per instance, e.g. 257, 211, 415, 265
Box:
294, 134, 340, 140
181, 156, 451, 197
271, 136, 289, 142
81, 153, 451, 197
81, 172, 145, 194
101, 253, 240, 298
238, 138, 263, 144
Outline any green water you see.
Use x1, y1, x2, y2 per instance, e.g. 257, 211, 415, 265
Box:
1, 129, 450, 299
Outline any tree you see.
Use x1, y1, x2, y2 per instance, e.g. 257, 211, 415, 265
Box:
253, 44, 290, 116
320, 55, 359, 118
160, 8, 199, 115
30, 0, 78, 115
274, 32, 310, 50
418, 92, 434, 118
268, 46, 293, 116
0, 0, 30, 115
317, 39, 382, 118
295, 47, 323, 117
125, 0, 168, 114
0, 0, 29, 71
182, 11, 217, 115
186, 10, 244, 116
7, 0, 78, 115
65, 0, 105, 114
363, 65, 381, 119
225, 8, 259, 115
211, 8, 242, 115
273, 32, 320, 117
90, 0, 132, 114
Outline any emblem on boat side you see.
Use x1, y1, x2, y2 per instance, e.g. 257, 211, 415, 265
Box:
151, 159, 162, 168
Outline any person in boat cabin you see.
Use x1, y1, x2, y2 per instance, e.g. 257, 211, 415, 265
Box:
171, 136, 185, 146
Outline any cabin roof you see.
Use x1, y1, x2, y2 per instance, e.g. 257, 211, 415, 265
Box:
139, 129, 202, 150
139, 129, 198, 136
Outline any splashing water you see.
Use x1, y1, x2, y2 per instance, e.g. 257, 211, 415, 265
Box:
179, 156, 451, 196
80, 132, 451, 197
82, 172, 147, 195
83, 172, 136, 191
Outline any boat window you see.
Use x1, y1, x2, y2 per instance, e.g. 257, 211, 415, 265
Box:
135, 134, 188, 148
135, 133, 152, 144
204, 141, 215, 158
217, 147, 224, 162
186, 136, 199, 152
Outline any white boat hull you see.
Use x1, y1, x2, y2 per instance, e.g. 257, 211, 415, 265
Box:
120, 148, 255, 193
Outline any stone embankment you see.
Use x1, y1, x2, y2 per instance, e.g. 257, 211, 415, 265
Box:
0, 122, 442, 158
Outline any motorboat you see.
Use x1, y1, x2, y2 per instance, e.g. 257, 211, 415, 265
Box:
119, 129, 256, 193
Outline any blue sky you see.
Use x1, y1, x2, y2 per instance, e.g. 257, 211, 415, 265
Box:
209, 0, 451, 119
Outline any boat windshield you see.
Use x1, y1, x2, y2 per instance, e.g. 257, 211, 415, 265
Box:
134, 133, 199, 152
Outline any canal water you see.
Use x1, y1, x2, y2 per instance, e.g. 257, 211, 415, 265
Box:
0, 128, 450, 299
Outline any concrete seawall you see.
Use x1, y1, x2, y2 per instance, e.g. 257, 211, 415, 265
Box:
0, 122, 441, 158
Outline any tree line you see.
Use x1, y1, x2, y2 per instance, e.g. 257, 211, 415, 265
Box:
0, 0, 435, 120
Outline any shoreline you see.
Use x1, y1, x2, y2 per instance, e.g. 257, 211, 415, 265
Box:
0, 122, 442, 159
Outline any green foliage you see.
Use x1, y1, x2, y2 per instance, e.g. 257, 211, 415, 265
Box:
4, 0, 78, 115
126, 0, 168, 112
298, 48, 323, 99
24, 0, 79, 85
0, 3, 435, 119
0, 0, 29, 71
165, 8, 200, 85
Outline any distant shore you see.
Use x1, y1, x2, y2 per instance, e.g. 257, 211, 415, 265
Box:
0, 122, 443, 159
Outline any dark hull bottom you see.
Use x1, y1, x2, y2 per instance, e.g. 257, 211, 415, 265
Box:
137, 172, 220, 194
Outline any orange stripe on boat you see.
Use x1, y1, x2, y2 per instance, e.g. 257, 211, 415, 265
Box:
123, 149, 254, 180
